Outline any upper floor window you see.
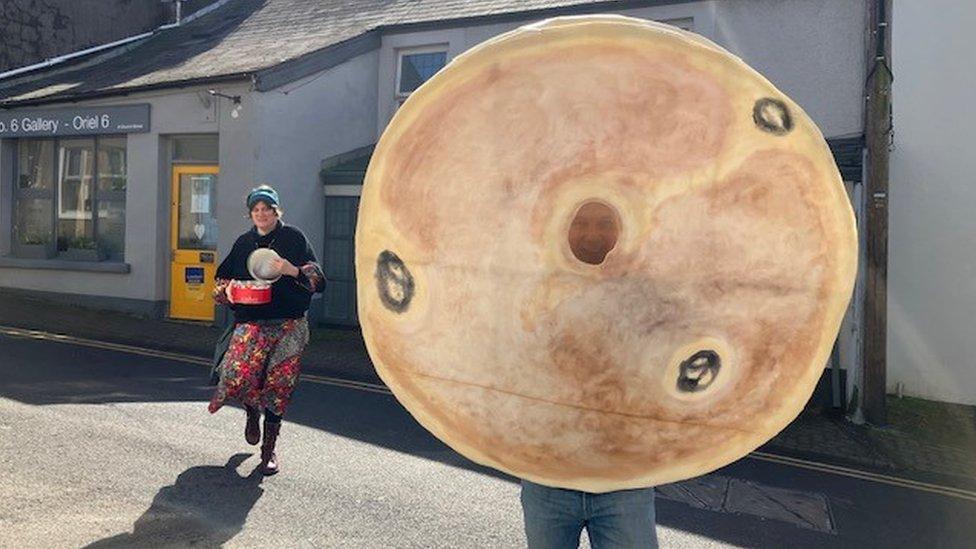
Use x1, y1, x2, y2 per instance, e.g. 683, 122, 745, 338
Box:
396, 47, 448, 98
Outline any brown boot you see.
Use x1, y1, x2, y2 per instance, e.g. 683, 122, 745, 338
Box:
245, 406, 261, 446
260, 419, 281, 476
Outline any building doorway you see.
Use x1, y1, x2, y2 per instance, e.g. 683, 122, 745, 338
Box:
169, 164, 219, 321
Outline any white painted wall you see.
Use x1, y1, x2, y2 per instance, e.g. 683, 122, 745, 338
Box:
889, 0, 976, 405
713, 0, 865, 139
211, 83, 258, 282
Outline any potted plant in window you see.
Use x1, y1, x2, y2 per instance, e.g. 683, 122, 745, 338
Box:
63, 236, 106, 262
16, 233, 56, 259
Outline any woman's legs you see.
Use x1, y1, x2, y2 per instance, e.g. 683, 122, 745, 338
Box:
257, 319, 307, 476
244, 405, 261, 445
208, 323, 265, 414
258, 318, 308, 417
260, 413, 282, 475
259, 387, 285, 474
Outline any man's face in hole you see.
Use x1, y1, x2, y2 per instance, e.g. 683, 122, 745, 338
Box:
568, 201, 620, 265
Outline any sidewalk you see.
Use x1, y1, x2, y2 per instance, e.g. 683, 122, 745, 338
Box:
3, 289, 975, 490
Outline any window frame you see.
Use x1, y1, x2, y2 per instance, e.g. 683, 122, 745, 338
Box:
395, 45, 449, 100
57, 138, 95, 221
11, 134, 127, 261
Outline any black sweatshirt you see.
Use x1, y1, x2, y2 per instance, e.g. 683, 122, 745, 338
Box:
216, 221, 324, 321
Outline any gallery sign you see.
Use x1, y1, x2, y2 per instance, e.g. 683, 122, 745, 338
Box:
0, 104, 150, 137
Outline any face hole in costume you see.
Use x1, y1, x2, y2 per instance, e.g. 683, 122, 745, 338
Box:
376, 250, 415, 313
753, 97, 793, 135
568, 201, 621, 265
677, 350, 721, 393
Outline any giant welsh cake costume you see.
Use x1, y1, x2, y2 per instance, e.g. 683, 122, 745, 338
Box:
355, 15, 857, 492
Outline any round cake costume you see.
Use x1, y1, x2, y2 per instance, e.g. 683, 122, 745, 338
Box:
355, 15, 857, 492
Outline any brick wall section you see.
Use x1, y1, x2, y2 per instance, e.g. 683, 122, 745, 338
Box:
0, 0, 169, 73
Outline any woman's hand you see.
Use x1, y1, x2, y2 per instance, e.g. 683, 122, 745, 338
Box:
213, 279, 231, 304
271, 257, 300, 278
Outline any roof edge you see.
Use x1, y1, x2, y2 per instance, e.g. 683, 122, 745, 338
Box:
322, 143, 376, 171
0, 73, 253, 109
254, 0, 682, 93
375, 0, 685, 35
254, 31, 382, 92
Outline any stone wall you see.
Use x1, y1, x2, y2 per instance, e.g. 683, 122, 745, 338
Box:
0, 0, 221, 73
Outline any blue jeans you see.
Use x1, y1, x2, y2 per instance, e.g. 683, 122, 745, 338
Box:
520, 480, 658, 548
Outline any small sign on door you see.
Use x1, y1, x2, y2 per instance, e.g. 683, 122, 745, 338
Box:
185, 266, 205, 285
190, 176, 212, 213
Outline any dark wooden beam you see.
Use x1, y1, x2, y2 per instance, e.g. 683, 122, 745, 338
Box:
862, 0, 893, 425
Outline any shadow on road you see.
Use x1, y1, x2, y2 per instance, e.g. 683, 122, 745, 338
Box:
83, 454, 263, 548
0, 332, 505, 480
1, 333, 843, 547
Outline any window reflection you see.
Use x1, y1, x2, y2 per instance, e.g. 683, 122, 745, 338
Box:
57, 138, 95, 252
398, 51, 447, 95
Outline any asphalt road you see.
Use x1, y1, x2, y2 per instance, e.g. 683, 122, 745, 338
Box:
2, 331, 975, 548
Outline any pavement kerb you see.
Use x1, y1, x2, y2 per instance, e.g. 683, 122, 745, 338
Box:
757, 442, 976, 496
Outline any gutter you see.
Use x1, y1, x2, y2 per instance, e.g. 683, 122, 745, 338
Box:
373, 0, 684, 34
0, 32, 156, 82
0, 73, 253, 109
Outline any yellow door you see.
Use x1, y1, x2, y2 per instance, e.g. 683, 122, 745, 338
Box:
170, 165, 219, 321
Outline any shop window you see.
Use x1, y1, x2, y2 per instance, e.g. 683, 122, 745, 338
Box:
13, 140, 56, 255
396, 47, 448, 98
11, 136, 126, 261
96, 136, 127, 259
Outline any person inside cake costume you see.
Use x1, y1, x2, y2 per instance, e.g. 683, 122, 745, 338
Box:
354, 14, 856, 549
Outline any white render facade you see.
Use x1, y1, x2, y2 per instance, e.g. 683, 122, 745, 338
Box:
888, 0, 976, 405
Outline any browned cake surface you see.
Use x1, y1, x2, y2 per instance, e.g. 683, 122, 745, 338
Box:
357, 15, 857, 492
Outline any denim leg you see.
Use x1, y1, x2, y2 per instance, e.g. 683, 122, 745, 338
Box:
520, 480, 586, 549
585, 487, 658, 549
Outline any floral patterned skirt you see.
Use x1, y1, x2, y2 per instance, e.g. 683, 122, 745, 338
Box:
208, 317, 309, 417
